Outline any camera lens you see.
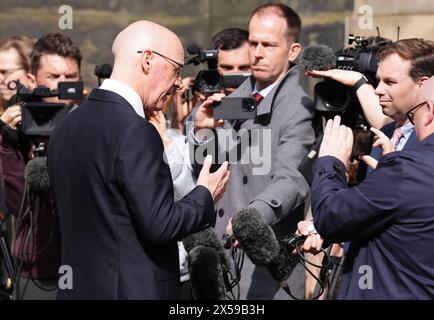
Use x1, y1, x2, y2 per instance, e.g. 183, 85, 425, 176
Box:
242, 98, 255, 112
194, 70, 222, 94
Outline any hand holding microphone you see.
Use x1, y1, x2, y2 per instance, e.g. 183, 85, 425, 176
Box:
231, 208, 328, 299
223, 217, 239, 249
296, 220, 324, 255
231, 207, 293, 282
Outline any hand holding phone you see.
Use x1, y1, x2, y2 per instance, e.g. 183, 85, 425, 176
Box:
351, 130, 374, 157
213, 97, 257, 120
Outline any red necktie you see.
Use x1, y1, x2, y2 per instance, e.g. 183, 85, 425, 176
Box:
253, 92, 264, 105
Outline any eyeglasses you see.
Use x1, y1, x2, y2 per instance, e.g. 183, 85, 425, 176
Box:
0, 67, 23, 79
406, 101, 429, 125
137, 50, 184, 76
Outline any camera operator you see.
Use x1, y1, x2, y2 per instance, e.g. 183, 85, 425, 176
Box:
175, 28, 250, 134
0, 33, 82, 300
190, 3, 315, 299
298, 74, 434, 299
212, 28, 251, 81
0, 36, 35, 297
307, 38, 434, 161
300, 38, 434, 299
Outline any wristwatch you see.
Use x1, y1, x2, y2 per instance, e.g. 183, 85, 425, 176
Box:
353, 75, 369, 92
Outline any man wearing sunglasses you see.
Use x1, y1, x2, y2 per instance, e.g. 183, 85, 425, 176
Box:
297, 76, 434, 299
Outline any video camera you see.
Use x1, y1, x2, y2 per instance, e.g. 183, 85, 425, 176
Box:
185, 45, 250, 94
314, 34, 390, 126
186, 44, 221, 94
298, 35, 391, 186
8, 80, 84, 137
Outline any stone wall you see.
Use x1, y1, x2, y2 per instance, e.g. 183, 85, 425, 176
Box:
348, 0, 434, 41
0, 0, 353, 94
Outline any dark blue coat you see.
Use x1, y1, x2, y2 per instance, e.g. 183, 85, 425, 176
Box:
48, 89, 214, 299
312, 133, 434, 299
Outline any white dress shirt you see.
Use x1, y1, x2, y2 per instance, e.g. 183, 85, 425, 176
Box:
100, 79, 145, 118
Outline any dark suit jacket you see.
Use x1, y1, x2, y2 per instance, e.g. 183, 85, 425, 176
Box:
312, 133, 434, 299
48, 88, 214, 299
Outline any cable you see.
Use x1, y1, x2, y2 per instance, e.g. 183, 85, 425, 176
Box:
224, 247, 243, 300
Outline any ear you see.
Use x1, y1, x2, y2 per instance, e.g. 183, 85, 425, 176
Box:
140, 50, 153, 75
26, 73, 36, 90
288, 42, 302, 63
417, 76, 430, 87
425, 100, 434, 126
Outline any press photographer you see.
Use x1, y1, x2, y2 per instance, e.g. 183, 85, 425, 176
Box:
177, 28, 251, 134
0, 33, 82, 300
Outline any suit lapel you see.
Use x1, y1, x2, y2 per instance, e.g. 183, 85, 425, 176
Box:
224, 65, 300, 129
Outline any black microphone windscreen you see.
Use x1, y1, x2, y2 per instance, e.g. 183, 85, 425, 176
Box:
187, 44, 200, 55
94, 64, 112, 79
24, 156, 50, 192
232, 207, 280, 266
300, 45, 336, 71
188, 246, 226, 300
182, 227, 229, 269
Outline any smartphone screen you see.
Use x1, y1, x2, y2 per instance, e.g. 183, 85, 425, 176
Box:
352, 130, 375, 157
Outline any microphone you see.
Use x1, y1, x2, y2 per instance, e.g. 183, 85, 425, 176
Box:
183, 227, 229, 270
299, 45, 336, 71
182, 228, 230, 300
187, 44, 201, 55
187, 245, 226, 300
94, 63, 112, 79
232, 208, 297, 282
185, 44, 203, 66
24, 156, 50, 192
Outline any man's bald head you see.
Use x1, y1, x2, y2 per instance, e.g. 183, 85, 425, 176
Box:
415, 76, 434, 106
411, 76, 434, 141
109, 20, 184, 110
112, 20, 183, 64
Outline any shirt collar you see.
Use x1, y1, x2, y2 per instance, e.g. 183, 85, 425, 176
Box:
252, 80, 279, 98
100, 79, 144, 118
398, 121, 415, 140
